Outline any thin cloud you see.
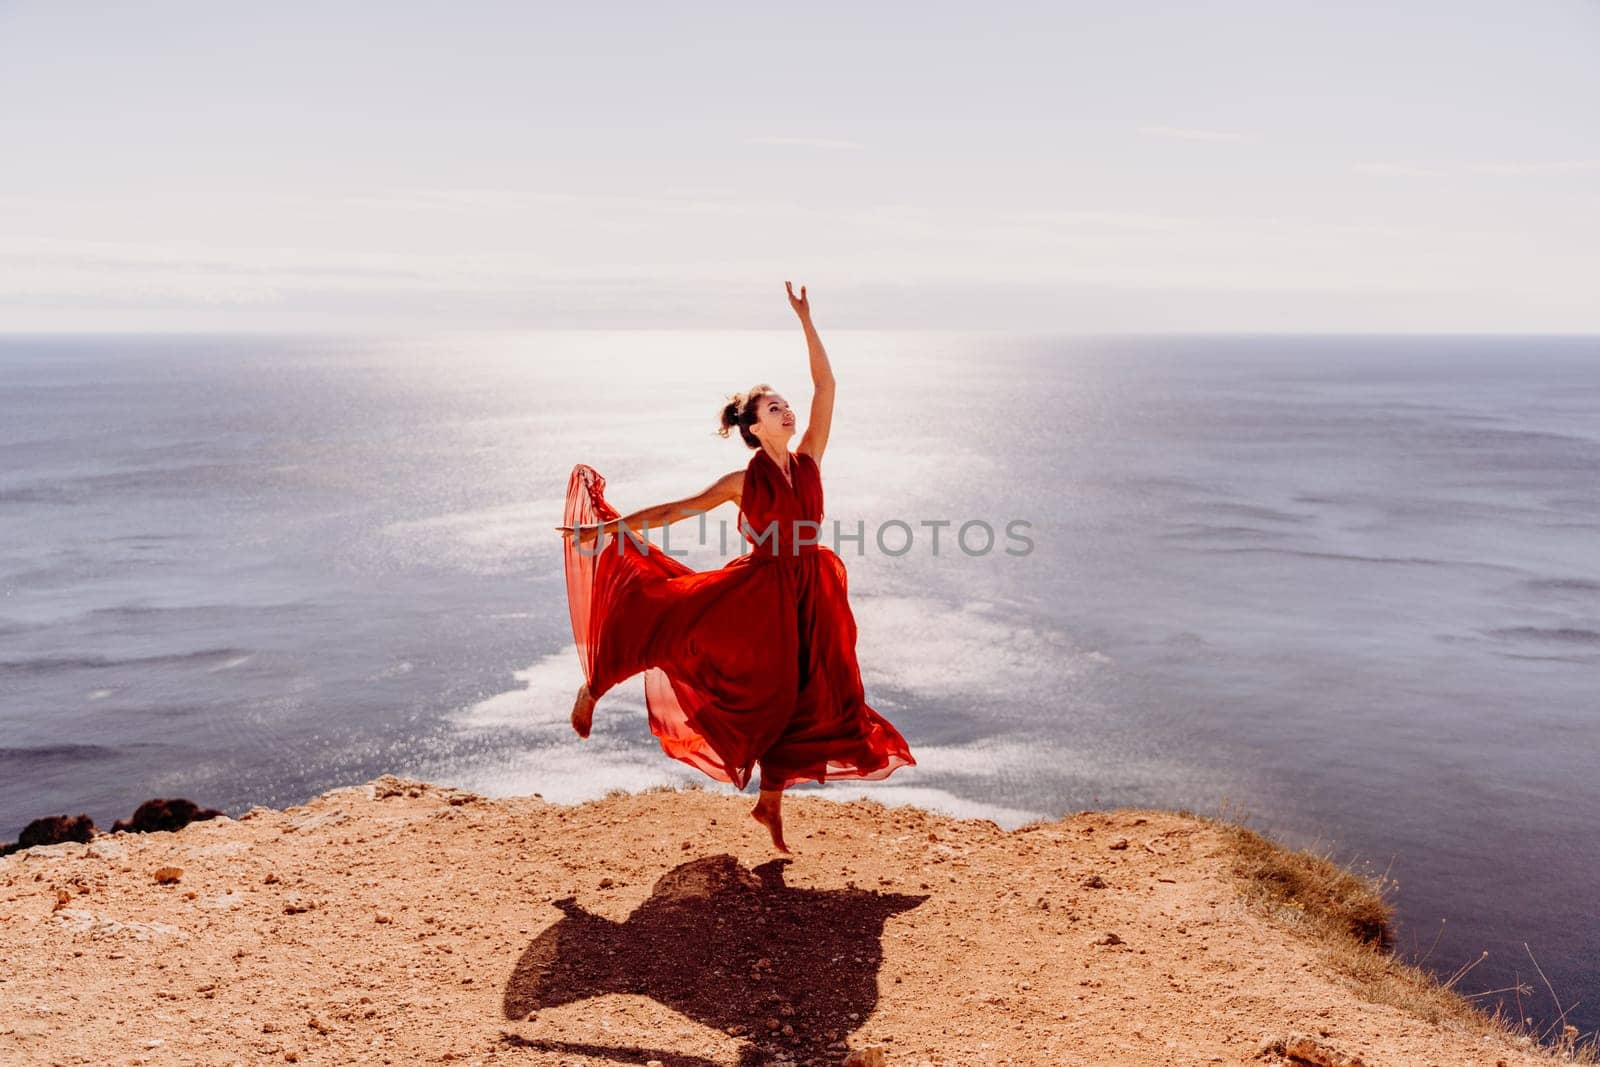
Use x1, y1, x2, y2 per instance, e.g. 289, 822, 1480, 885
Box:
743, 135, 862, 150
1353, 162, 1448, 177
1139, 125, 1257, 143
1471, 159, 1600, 176
1355, 159, 1600, 177
328, 186, 763, 219
1003, 208, 1199, 232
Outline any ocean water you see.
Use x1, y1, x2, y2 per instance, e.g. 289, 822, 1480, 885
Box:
1, 331, 1596, 1034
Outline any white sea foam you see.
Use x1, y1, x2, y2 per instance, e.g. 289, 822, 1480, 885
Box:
445, 613, 1111, 832
443, 653, 1068, 829
450, 646, 599, 730
805, 782, 1045, 829
420, 746, 1046, 829
416, 732, 1051, 829
418, 737, 709, 805
855, 595, 1102, 697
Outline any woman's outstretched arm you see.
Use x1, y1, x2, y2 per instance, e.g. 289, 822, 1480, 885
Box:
557, 469, 743, 545
788, 280, 836, 464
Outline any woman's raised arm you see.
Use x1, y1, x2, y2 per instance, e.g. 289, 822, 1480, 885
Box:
787, 281, 836, 464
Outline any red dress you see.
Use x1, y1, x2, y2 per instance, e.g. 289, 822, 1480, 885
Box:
562, 447, 915, 792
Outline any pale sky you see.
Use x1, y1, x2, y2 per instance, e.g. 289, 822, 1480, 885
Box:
2, 0, 1597, 331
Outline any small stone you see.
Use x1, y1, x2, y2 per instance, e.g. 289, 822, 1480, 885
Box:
1094, 932, 1124, 946
152, 866, 183, 884
598, 877, 614, 889
1282, 1035, 1366, 1067
841, 1048, 886, 1067
1081, 874, 1107, 889
374, 913, 393, 924
1108, 837, 1129, 850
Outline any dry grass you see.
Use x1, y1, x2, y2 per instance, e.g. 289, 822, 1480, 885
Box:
1216, 817, 1395, 947
601, 782, 706, 799
1206, 812, 1598, 1063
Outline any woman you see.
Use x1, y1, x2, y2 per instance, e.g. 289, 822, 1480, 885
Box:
556, 282, 915, 852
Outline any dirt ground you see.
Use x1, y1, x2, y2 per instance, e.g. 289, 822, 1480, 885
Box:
0, 775, 1553, 1066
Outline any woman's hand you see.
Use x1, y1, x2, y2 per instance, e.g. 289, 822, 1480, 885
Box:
786, 280, 810, 320
554, 523, 603, 548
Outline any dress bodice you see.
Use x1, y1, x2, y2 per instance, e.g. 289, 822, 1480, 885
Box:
737, 448, 824, 558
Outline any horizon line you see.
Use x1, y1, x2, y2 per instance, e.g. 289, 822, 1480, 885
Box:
3, 327, 1598, 338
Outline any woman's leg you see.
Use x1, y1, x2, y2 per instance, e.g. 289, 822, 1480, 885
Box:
750, 784, 791, 853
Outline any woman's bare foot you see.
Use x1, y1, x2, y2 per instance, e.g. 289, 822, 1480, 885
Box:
570, 683, 596, 738
751, 789, 791, 853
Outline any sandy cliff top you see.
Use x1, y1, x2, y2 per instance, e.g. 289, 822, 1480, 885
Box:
0, 776, 1553, 1066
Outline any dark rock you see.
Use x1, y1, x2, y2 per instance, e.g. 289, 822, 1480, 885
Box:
0, 813, 98, 855
112, 798, 224, 835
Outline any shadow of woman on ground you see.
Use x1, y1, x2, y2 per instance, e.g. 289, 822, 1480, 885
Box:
501, 854, 927, 1065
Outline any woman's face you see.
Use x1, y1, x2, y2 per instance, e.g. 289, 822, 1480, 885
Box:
752, 393, 796, 444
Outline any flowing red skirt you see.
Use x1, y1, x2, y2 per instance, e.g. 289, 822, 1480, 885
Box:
562, 464, 915, 792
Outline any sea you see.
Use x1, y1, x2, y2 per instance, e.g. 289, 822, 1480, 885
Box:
1, 331, 1595, 1036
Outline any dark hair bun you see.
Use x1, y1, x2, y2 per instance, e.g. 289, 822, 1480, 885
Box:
715, 384, 774, 449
